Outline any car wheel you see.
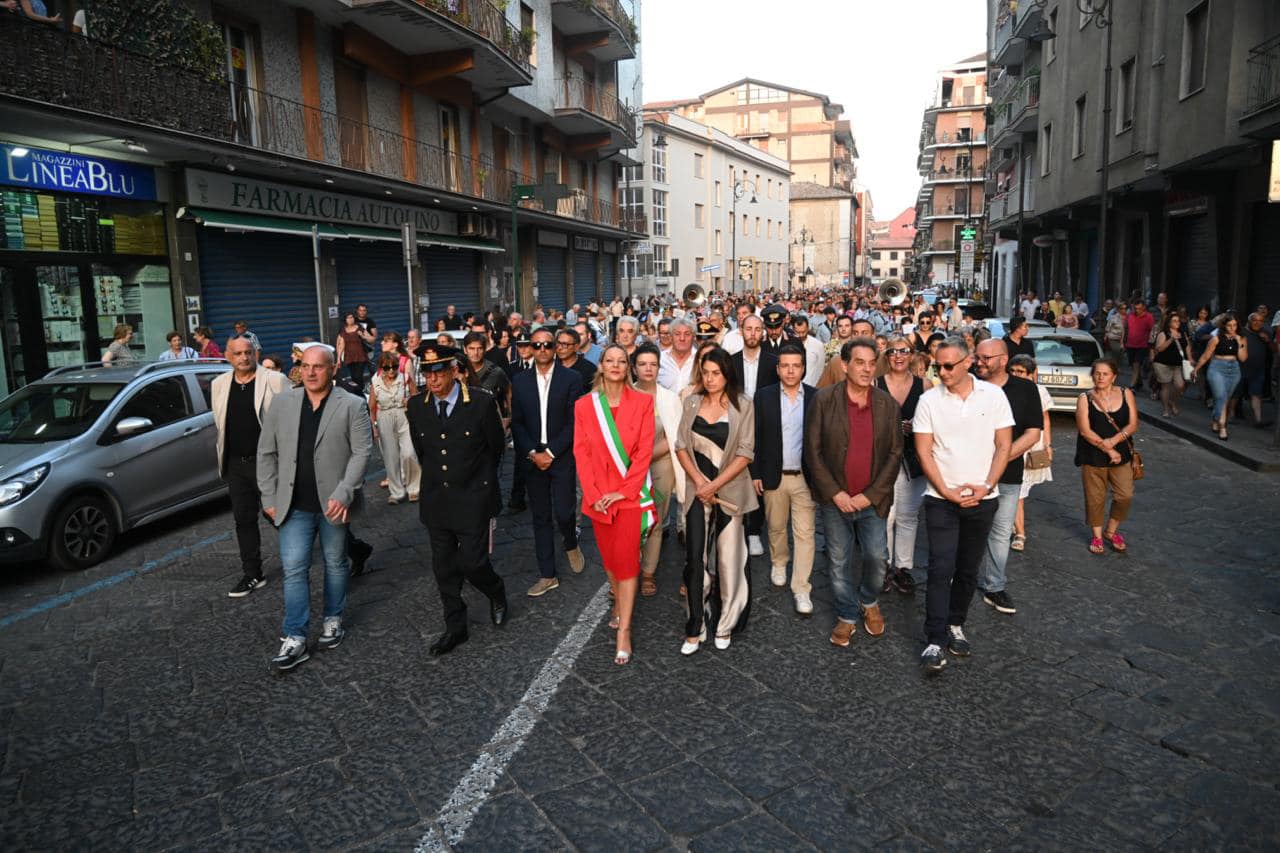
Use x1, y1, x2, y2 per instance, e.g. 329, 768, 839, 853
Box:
48, 495, 118, 571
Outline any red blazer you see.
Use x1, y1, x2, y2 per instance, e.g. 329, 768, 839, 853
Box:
572, 385, 655, 525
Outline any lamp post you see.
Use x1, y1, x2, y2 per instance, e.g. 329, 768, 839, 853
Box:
730, 178, 757, 294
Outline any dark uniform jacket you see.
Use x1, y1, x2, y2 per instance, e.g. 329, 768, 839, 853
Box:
408, 383, 504, 528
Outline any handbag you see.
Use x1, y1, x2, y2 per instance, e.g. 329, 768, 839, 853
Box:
1091, 392, 1144, 481
1024, 448, 1052, 470
1174, 335, 1194, 382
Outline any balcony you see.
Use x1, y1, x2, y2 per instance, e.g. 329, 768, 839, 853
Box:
923, 130, 986, 148
339, 0, 533, 89
1012, 3, 1044, 40
926, 92, 987, 113
550, 0, 638, 61
920, 203, 971, 220
0, 14, 229, 138
987, 180, 1034, 226
1241, 34, 1280, 139
919, 238, 955, 255
990, 75, 1040, 143
232, 86, 625, 229
923, 167, 984, 184
619, 210, 647, 233
553, 77, 639, 151
993, 10, 1024, 67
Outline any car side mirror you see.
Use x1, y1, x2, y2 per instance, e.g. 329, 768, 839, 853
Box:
115, 416, 154, 437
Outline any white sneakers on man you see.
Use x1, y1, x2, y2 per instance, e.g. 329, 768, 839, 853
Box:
748, 535, 764, 557
794, 593, 813, 616
770, 565, 787, 587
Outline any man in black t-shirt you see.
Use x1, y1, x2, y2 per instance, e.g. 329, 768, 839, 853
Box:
354, 303, 377, 354
973, 338, 1043, 616
1002, 315, 1036, 360
440, 304, 464, 331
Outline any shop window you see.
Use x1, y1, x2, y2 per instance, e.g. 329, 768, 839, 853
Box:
92, 263, 173, 359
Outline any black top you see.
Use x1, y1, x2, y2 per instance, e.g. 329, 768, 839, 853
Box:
691, 416, 730, 481
224, 377, 259, 462
1154, 329, 1189, 366
1075, 390, 1133, 468
485, 346, 509, 371
292, 391, 330, 514
996, 375, 1043, 485
1003, 334, 1036, 360
441, 315, 464, 331
877, 374, 926, 478
475, 362, 511, 417
1215, 334, 1240, 358
566, 357, 597, 390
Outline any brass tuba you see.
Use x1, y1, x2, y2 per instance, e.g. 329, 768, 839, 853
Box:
878, 278, 907, 306
682, 283, 707, 308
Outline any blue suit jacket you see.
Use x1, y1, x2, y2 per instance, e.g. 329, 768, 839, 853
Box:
511, 362, 585, 461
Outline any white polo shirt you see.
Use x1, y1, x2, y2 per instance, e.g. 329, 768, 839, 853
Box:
912, 377, 1015, 500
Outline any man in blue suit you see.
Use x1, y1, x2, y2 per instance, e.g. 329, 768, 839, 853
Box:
511, 327, 586, 596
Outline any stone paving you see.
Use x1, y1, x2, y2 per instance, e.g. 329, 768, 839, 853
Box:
0, 417, 1278, 851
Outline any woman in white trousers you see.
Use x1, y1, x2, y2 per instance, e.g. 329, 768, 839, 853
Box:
369, 354, 420, 504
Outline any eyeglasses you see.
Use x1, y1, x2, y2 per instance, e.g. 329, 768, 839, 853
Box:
937, 359, 967, 372
529, 341, 556, 350
555, 340, 575, 347
975, 353, 1005, 363
888, 347, 912, 356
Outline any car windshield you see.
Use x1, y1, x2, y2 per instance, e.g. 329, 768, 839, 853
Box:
1032, 337, 1100, 367
0, 382, 125, 443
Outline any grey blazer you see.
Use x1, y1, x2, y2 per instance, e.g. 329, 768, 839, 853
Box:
257, 387, 372, 526
675, 393, 758, 517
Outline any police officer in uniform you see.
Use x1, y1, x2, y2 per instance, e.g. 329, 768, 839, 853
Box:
408, 344, 509, 656
761, 304, 793, 355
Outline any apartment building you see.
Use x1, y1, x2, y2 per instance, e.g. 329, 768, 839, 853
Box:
986, 0, 1280, 316
0, 0, 642, 392
789, 182, 858, 289
654, 78, 857, 190
623, 112, 790, 296
911, 55, 989, 291
870, 206, 918, 285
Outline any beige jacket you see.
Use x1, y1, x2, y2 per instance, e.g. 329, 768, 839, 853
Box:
675, 393, 758, 517
210, 368, 289, 472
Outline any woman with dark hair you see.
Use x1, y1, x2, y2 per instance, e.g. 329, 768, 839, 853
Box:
1152, 311, 1190, 417
573, 344, 655, 665
1192, 314, 1248, 440
1075, 357, 1138, 554
335, 312, 370, 388
369, 352, 419, 504
674, 346, 758, 654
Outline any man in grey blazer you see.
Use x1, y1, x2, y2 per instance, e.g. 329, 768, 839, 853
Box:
258, 344, 372, 672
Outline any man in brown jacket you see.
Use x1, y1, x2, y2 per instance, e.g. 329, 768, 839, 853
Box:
804, 337, 904, 647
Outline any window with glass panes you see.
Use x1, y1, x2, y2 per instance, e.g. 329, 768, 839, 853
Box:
651, 144, 667, 183
652, 190, 668, 236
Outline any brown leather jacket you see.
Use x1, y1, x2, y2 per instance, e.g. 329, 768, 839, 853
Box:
803, 384, 903, 518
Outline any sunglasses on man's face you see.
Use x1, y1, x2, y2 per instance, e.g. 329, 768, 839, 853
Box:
937, 359, 968, 372
529, 341, 556, 351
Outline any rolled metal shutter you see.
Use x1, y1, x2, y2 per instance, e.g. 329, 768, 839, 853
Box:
333, 239, 412, 335
602, 254, 618, 302
197, 228, 318, 358
572, 249, 596, 307
422, 245, 479, 322
1172, 215, 1216, 313
1248, 202, 1280, 311
537, 245, 567, 312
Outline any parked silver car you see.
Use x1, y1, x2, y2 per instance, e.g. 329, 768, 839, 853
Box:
1024, 326, 1104, 412
0, 360, 231, 570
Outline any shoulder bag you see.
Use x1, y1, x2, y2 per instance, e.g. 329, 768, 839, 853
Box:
1024, 448, 1052, 470
1090, 391, 1144, 480
1174, 335, 1194, 382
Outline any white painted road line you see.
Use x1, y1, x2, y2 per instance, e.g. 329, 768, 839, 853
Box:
415, 581, 612, 853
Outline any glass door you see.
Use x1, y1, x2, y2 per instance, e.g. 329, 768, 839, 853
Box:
36, 265, 90, 371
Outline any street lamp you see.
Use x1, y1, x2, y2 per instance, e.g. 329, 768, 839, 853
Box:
730, 178, 757, 293
791, 226, 814, 286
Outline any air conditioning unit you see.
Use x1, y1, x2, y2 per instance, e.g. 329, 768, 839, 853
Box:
459, 213, 485, 237
479, 217, 498, 239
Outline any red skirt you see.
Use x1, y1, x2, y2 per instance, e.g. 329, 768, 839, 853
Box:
595, 506, 642, 580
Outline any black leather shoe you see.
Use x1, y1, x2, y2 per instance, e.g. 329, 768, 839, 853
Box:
490, 596, 509, 627
349, 541, 374, 577
429, 631, 469, 656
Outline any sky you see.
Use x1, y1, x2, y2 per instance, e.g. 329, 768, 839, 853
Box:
638, 0, 988, 222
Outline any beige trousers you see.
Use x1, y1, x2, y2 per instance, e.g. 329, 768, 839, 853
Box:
641, 455, 677, 575
1080, 463, 1133, 528
376, 407, 420, 500
763, 473, 817, 594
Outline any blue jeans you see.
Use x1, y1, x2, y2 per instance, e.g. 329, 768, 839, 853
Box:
279, 509, 350, 640
977, 488, 1020, 594
821, 504, 888, 622
1206, 359, 1241, 423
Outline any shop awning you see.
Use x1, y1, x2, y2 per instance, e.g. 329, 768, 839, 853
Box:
417, 234, 504, 253
179, 208, 346, 238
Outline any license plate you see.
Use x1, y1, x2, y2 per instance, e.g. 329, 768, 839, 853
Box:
1040, 373, 1078, 386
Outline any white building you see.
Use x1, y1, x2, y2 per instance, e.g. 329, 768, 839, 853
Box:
623, 111, 791, 297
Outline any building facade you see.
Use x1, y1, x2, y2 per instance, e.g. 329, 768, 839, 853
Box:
986, 0, 1280, 316
789, 182, 857, 289
870, 206, 918, 285
912, 55, 989, 292
623, 112, 790, 297
0, 0, 643, 394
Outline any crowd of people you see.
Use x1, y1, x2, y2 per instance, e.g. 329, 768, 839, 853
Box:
194, 283, 1274, 675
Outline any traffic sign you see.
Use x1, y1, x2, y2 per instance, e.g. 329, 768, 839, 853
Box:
631, 241, 653, 255
700, 263, 720, 272
960, 239, 976, 254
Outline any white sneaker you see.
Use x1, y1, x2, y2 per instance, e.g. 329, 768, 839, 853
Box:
794, 593, 813, 615
318, 616, 345, 650
748, 535, 764, 557
770, 565, 787, 587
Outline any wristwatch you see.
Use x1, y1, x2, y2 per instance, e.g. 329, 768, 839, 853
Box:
982, 482, 993, 491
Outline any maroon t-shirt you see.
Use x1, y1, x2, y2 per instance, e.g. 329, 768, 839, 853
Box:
843, 392, 874, 498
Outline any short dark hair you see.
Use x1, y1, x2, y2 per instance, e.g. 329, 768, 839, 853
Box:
556, 328, 581, 345
631, 341, 661, 370
841, 337, 878, 362
777, 342, 805, 361
462, 331, 487, 348
1008, 315, 1026, 332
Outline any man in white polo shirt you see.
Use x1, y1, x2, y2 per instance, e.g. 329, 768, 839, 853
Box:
912, 336, 1014, 673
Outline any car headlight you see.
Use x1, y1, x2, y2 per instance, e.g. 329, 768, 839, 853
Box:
0, 464, 50, 507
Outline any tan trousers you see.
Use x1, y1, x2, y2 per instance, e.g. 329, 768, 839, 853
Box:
763, 473, 817, 594
1080, 463, 1133, 528
641, 455, 677, 575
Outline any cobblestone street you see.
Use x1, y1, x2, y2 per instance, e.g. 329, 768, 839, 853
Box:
1, 418, 1277, 851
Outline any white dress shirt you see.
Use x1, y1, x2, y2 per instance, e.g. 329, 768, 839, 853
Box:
720, 328, 744, 354
534, 364, 554, 447
741, 350, 761, 398
801, 336, 826, 387
659, 350, 695, 393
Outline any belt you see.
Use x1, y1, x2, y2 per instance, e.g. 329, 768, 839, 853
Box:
782, 469, 802, 476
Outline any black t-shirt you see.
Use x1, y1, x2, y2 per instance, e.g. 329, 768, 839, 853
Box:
224, 377, 259, 462
567, 357, 597, 389
441, 314, 464, 331
292, 391, 330, 514
356, 315, 377, 353
998, 375, 1043, 485
1003, 334, 1036, 360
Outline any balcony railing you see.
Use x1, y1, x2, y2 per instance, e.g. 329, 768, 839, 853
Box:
232, 86, 623, 228
922, 203, 970, 218
418, 0, 534, 77
924, 239, 955, 253
991, 75, 1040, 139
557, 77, 637, 136
0, 14, 229, 137
620, 210, 647, 233
555, 0, 638, 47
926, 131, 986, 146
1244, 34, 1280, 116
925, 167, 981, 181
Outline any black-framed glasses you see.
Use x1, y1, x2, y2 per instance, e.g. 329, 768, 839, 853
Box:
529, 341, 555, 350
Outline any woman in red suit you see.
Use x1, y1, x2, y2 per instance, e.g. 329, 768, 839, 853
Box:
573, 343, 656, 665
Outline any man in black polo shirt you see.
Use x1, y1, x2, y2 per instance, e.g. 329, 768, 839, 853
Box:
974, 337, 1043, 615
555, 327, 596, 390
